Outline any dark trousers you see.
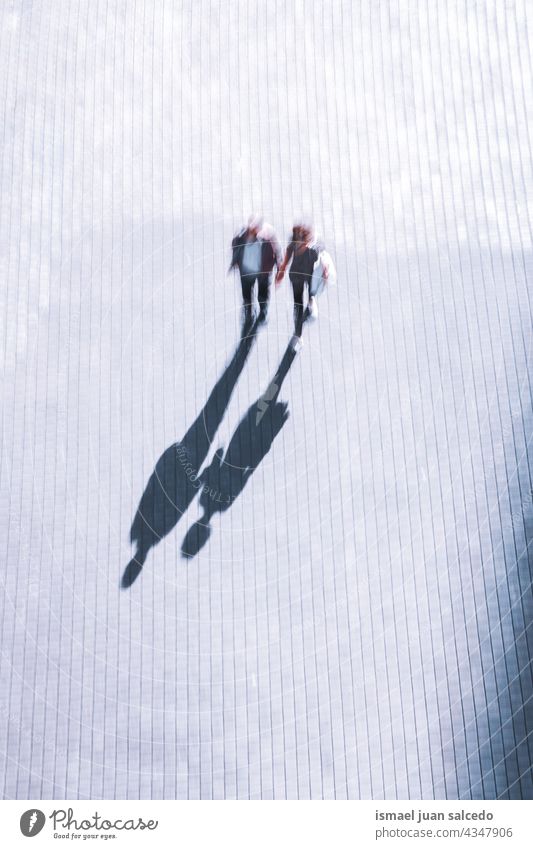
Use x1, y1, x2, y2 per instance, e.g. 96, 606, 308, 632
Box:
240, 273, 271, 314
290, 272, 312, 336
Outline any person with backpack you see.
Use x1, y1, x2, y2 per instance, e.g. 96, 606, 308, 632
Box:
229, 214, 282, 324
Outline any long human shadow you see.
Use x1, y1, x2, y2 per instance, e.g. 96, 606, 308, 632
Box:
122, 319, 260, 588
180, 343, 297, 559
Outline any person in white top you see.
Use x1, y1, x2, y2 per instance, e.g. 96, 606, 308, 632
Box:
230, 214, 282, 324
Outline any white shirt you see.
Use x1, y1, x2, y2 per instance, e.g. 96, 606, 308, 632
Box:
241, 238, 262, 276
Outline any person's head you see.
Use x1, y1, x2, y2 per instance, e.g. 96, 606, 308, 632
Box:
181, 519, 211, 558
300, 222, 314, 244
247, 213, 263, 238
293, 220, 313, 246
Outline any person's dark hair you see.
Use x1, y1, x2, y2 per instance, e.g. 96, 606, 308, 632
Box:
292, 222, 312, 247
300, 224, 313, 244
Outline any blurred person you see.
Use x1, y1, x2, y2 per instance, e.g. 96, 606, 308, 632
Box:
229, 214, 281, 324
276, 222, 330, 350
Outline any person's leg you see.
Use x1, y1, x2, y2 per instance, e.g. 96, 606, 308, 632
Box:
304, 276, 318, 317
305, 278, 310, 309
290, 274, 305, 336
240, 274, 254, 322
308, 289, 319, 319
257, 273, 270, 319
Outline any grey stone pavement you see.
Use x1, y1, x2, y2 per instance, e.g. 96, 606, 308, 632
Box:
1, 1, 532, 799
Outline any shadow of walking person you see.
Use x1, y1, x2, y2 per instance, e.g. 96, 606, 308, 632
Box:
181, 343, 297, 559
122, 318, 260, 588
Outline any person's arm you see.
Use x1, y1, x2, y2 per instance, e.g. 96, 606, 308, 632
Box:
320, 248, 329, 280
228, 237, 238, 273
271, 233, 282, 269
229, 232, 244, 273
315, 242, 329, 280
275, 243, 293, 284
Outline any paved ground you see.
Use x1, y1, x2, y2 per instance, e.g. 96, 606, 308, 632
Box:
1, 1, 532, 799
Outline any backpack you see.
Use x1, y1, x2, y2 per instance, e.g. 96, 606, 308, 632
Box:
310, 249, 337, 297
